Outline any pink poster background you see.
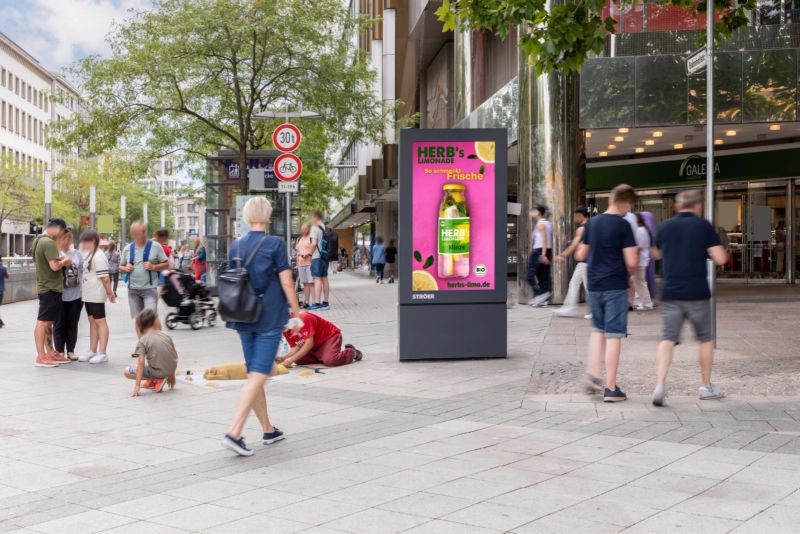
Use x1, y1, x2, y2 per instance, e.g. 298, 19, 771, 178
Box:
411, 140, 495, 291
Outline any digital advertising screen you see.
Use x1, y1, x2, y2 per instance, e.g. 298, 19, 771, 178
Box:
411, 140, 496, 292
399, 129, 506, 307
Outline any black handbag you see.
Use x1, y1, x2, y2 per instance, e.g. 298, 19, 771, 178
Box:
217, 236, 269, 323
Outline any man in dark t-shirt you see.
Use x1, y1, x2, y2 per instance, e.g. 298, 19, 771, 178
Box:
577, 185, 638, 403
651, 190, 728, 406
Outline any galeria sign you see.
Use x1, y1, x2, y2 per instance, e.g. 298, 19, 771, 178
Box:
273, 153, 303, 182
272, 123, 302, 152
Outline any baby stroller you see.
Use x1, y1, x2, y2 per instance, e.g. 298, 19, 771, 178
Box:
162, 270, 217, 330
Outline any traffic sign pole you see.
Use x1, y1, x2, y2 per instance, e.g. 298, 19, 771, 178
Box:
706, 3, 716, 346
272, 122, 303, 258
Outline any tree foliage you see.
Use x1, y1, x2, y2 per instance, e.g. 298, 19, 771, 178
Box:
54, 0, 384, 213
437, 0, 755, 75
0, 160, 38, 240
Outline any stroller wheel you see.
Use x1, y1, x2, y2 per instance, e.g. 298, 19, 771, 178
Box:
189, 312, 205, 330
207, 311, 217, 327
165, 313, 178, 330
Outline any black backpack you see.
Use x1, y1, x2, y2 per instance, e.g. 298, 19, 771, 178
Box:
217, 236, 269, 323
319, 226, 339, 261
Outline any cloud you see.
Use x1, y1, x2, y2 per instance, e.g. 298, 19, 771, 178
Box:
0, 0, 150, 72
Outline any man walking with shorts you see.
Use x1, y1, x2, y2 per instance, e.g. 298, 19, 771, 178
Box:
651, 190, 728, 406
32, 218, 73, 367
576, 185, 638, 402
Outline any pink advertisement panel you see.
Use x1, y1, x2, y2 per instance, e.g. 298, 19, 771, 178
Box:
411, 140, 496, 292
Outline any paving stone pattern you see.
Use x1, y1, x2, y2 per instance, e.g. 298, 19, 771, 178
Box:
0, 274, 798, 532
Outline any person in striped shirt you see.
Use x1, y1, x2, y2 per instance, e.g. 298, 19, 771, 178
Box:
79, 230, 116, 364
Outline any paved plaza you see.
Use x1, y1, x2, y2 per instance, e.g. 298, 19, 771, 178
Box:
0, 274, 799, 533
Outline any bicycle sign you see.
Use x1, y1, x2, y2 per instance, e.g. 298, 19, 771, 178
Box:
272, 123, 302, 152
273, 153, 303, 182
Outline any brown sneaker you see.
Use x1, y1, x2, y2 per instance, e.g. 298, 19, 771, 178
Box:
49, 352, 71, 364
34, 354, 58, 368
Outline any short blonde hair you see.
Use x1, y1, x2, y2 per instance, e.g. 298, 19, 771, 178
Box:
243, 196, 272, 225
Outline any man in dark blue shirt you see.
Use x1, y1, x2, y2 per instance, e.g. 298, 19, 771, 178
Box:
577, 184, 638, 402
651, 190, 727, 406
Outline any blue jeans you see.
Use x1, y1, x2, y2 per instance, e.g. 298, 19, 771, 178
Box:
588, 289, 629, 338
237, 327, 282, 374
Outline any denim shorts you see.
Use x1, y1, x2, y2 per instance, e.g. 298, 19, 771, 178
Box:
588, 289, 629, 338
238, 327, 282, 375
311, 258, 329, 278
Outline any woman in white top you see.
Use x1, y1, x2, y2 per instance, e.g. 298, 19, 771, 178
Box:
79, 230, 116, 363
633, 213, 654, 310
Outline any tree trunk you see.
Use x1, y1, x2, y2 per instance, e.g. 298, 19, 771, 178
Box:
239, 147, 248, 195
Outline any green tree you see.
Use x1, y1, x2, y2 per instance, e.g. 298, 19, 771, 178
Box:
0, 159, 39, 243
54, 0, 384, 214
50, 155, 167, 237
437, 0, 755, 75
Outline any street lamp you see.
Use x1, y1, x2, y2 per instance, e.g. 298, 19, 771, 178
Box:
120, 195, 127, 249
44, 170, 52, 222
143, 203, 148, 227
254, 108, 322, 255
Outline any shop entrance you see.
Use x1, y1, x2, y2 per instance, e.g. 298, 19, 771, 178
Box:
715, 181, 788, 281
588, 179, 793, 283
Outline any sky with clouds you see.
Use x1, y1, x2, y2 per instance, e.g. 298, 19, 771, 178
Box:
0, 0, 150, 72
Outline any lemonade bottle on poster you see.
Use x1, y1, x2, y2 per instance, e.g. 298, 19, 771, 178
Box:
438, 183, 470, 278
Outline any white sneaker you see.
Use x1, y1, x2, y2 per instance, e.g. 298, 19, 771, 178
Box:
78, 350, 95, 362
89, 352, 108, 364
584, 314, 593, 320
699, 384, 725, 400
554, 306, 577, 317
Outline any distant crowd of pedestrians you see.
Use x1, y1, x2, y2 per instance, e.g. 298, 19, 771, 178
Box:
528, 186, 728, 406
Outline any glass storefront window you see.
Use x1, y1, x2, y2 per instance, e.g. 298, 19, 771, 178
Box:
688, 52, 743, 124
743, 49, 798, 123
579, 58, 635, 129
635, 55, 688, 125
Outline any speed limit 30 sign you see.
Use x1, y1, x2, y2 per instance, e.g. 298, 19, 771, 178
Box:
272, 123, 302, 152
273, 153, 303, 182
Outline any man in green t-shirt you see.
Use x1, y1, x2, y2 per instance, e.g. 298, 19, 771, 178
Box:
33, 218, 72, 368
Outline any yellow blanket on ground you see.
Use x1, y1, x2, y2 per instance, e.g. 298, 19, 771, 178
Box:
203, 362, 289, 380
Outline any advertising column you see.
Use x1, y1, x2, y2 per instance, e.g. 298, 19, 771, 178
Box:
399, 129, 507, 360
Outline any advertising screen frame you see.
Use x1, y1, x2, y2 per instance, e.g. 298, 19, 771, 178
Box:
399, 128, 507, 306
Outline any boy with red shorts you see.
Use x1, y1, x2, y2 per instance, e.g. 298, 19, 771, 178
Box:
279, 311, 362, 367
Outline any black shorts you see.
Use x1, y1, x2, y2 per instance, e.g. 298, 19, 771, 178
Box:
84, 302, 106, 319
37, 291, 62, 322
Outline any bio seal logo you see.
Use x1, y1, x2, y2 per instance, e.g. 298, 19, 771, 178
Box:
679, 154, 720, 178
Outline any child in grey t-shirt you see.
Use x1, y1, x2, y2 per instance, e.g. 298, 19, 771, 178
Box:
124, 308, 178, 396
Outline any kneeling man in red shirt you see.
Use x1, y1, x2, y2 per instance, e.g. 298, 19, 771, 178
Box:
279, 311, 363, 367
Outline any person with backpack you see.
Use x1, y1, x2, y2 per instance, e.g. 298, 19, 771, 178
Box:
308, 211, 336, 310
53, 229, 84, 361
78, 230, 116, 364
119, 221, 169, 318
220, 197, 302, 457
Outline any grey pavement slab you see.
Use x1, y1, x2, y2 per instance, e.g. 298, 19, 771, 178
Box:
0, 275, 799, 532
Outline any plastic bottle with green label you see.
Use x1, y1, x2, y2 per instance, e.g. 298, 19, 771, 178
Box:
438, 183, 470, 278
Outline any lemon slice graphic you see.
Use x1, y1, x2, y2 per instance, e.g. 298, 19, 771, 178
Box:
474, 141, 495, 164
412, 270, 438, 291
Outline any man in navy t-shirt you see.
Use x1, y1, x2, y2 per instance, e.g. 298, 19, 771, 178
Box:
576, 184, 638, 402
651, 189, 728, 406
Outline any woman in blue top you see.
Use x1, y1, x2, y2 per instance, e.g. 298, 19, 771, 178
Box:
222, 197, 302, 457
